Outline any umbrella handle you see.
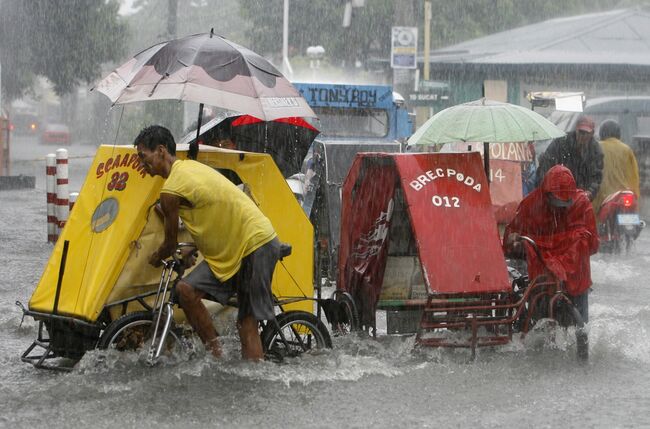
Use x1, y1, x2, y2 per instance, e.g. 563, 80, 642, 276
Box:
483, 142, 490, 185
189, 103, 204, 160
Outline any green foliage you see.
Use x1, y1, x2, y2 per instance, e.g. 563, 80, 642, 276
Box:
0, 0, 128, 101
239, 0, 394, 65
126, 0, 247, 52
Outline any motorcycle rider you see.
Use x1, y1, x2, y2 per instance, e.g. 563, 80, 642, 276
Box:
592, 119, 640, 212
537, 115, 604, 201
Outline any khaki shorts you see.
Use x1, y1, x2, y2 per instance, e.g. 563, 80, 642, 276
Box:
184, 237, 280, 321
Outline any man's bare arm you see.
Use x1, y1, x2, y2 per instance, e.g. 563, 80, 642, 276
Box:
148, 193, 181, 266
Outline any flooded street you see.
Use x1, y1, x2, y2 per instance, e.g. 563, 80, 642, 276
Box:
0, 139, 648, 428
4, 1, 650, 427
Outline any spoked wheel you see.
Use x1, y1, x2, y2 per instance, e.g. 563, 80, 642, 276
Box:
527, 297, 589, 362
331, 290, 359, 334
97, 312, 185, 356
262, 311, 332, 361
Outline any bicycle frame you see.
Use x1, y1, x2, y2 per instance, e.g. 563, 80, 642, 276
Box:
143, 244, 318, 366
147, 258, 179, 365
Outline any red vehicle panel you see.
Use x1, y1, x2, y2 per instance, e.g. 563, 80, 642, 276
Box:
395, 152, 510, 294
338, 152, 510, 304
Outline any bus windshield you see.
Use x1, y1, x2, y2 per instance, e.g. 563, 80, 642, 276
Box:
313, 107, 388, 138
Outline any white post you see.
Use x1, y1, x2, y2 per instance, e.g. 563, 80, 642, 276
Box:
55, 148, 69, 233
46, 153, 57, 243
69, 192, 79, 211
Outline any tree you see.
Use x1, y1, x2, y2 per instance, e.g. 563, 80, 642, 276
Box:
126, 0, 247, 53
239, 0, 394, 68
0, 0, 128, 102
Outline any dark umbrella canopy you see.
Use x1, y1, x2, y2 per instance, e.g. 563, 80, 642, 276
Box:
179, 114, 320, 177
93, 31, 316, 122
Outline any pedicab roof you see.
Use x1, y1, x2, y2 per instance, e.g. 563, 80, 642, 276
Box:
29, 144, 313, 321
338, 151, 510, 298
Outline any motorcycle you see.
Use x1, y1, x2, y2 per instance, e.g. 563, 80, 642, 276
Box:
597, 190, 645, 253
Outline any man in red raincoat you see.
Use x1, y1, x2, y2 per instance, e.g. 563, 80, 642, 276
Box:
503, 165, 599, 322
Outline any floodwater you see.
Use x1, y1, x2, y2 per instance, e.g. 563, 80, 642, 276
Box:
2, 137, 650, 428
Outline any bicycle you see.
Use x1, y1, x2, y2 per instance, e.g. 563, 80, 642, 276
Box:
97, 242, 332, 364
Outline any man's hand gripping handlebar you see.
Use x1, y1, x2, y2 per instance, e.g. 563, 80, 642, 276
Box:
163, 242, 198, 275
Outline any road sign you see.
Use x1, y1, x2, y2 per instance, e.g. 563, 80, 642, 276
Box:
391, 27, 417, 69
408, 80, 451, 107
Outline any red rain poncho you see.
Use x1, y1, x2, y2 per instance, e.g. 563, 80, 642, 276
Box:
503, 165, 599, 296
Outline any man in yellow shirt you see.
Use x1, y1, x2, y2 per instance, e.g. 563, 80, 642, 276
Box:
592, 120, 640, 212
134, 125, 279, 360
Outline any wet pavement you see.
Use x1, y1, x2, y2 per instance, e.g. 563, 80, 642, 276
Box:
1, 138, 649, 428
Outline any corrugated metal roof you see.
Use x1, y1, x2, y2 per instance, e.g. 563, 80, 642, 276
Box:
430, 8, 650, 66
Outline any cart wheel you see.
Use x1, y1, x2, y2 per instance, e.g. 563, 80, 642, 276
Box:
97, 311, 184, 355
262, 311, 332, 361
332, 291, 359, 333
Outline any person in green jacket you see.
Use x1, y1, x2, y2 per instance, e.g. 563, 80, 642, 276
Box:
592, 120, 640, 212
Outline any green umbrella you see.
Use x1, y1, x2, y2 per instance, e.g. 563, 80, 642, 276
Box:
407, 98, 566, 181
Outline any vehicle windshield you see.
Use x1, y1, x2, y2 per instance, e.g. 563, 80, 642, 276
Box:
548, 111, 574, 132
313, 107, 388, 138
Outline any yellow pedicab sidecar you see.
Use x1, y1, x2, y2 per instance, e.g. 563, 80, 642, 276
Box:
22, 144, 314, 368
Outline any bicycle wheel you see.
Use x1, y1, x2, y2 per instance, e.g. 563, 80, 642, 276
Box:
262, 311, 332, 360
97, 311, 183, 354
333, 291, 359, 333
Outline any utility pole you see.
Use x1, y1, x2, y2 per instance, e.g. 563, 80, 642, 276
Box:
424, 1, 431, 82
162, 0, 182, 135
282, 0, 293, 78
392, 0, 416, 93
167, 0, 178, 38
418, 0, 432, 127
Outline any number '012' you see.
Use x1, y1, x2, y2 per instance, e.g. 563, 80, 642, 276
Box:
432, 195, 460, 208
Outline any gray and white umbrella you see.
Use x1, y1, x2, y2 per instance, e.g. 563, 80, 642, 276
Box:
94, 30, 315, 122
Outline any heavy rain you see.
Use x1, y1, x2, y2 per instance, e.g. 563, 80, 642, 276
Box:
1, 1, 650, 427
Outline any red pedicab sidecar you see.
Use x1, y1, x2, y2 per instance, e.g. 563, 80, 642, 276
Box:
335, 151, 588, 360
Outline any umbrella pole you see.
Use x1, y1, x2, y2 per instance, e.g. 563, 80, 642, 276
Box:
189, 103, 204, 160
483, 142, 490, 185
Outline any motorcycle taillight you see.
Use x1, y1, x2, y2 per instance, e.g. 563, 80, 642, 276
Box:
622, 194, 635, 207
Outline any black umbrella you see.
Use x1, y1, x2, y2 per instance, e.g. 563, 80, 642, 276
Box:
179, 114, 319, 177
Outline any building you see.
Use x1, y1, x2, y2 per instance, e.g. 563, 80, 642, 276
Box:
421, 8, 650, 108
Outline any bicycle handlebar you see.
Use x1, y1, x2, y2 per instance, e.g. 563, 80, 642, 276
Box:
518, 235, 566, 289
176, 242, 197, 251
519, 235, 544, 261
